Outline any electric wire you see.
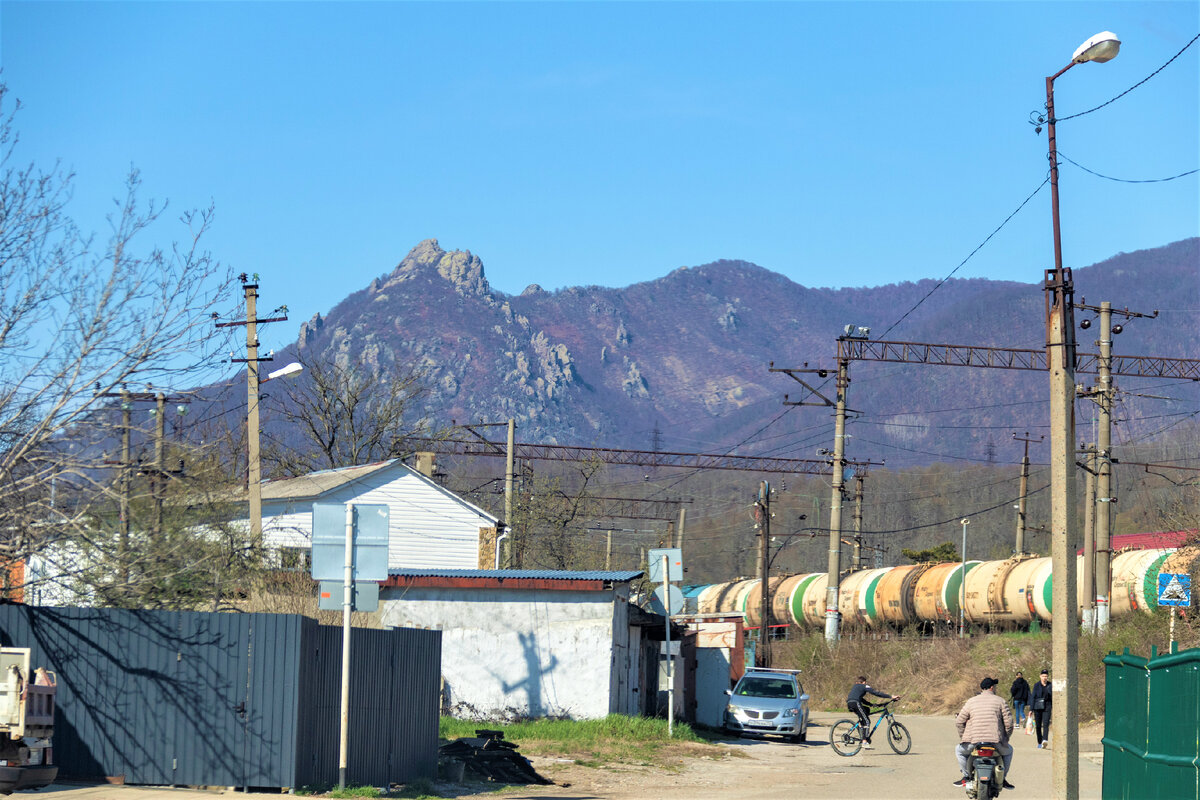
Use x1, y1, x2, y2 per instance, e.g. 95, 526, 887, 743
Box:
1055, 33, 1200, 124
1060, 152, 1198, 184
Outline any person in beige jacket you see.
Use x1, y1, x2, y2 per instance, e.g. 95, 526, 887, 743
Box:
952, 676, 1016, 789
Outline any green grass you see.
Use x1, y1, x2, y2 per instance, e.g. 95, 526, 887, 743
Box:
295, 778, 441, 798
440, 713, 714, 768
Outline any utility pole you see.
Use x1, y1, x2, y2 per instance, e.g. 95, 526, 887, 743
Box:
215, 275, 288, 552
605, 530, 613, 570
119, 388, 132, 587
153, 393, 165, 537
1081, 443, 1097, 632
756, 481, 771, 666
825, 356, 850, 644
1076, 298, 1157, 630
505, 418, 516, 567
1093, 302, 1114, 631
1013, 432, 1042, 555
852, 472, 865, 570
675, 507, 686, 552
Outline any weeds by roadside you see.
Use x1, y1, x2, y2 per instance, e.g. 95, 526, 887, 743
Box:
769, 609, 1198, 720
440, 714, 719, 768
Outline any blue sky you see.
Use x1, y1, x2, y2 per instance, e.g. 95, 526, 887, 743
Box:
2, 1, 1197, 356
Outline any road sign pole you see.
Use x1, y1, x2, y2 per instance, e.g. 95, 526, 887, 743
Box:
339, 503, 354, 790
662, 553, 673, 737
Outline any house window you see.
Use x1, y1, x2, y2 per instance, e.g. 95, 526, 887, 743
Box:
279, 547, 312, 572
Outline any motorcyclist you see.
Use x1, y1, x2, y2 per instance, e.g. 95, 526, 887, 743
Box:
953, 676, 1015, 789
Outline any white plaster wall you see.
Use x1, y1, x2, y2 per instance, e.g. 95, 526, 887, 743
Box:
380, 587, 619, 720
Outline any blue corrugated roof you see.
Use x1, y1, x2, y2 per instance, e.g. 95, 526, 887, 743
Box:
387, 568, 643, 582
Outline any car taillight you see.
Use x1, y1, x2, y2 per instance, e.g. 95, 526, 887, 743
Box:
977, 747, 996, 757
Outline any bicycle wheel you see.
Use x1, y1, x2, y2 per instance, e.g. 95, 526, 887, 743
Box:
829, 719, 863, 756
886, 720, 912, 755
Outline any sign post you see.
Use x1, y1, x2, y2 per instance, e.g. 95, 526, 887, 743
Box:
647, 548, 683, 737
312, 502, 389, 790
1157, 573, 1192, 650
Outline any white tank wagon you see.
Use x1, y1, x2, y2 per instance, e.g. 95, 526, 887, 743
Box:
680, 546, 1198, 632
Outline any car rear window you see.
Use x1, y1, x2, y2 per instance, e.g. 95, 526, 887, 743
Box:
735, 677, 796, 699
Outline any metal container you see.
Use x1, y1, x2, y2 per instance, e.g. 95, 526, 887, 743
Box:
772, 573, 822, 628
799, 573, 831, 626
913, 562, 958, 623
842, 567, 891, 627
999, 556, 1050, 624
697, 579, 756, 614
875, 564, 929, 626
745, 576, 788, 627
1110, 549, 1173, 615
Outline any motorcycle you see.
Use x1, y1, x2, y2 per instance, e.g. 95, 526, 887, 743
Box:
964, 741, 1006, 799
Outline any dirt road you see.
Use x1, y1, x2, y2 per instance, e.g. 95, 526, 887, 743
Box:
27, 713, 1104, 800
490, 713, 1104, 800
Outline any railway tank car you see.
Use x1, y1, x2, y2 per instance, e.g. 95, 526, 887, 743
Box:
683, 545, 1198, 630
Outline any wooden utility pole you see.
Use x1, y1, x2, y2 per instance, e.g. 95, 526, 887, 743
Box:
756, 481, 771, 666
119, 388, 132, 586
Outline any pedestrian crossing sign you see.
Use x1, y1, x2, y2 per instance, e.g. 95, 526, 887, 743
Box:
1157, 573, 1191, 608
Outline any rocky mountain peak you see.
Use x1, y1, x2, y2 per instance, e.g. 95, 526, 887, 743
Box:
383, 238, 492, 298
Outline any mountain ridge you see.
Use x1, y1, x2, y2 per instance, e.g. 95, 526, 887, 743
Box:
277, 237, 1198, 466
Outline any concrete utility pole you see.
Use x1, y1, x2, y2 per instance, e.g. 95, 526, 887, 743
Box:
1013, 432, 1042, 555
505, 418, 516, 568
1081, 444, 1097, 632
1094, 302, 1114, 631
825, 356, 850, 644
852, 473, 865, 570
215, 275, 289, 553
756, 481, 771, 665
675, 507, 686, 552
244, 281, 262, 549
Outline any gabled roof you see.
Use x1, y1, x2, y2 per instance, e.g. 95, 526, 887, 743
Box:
382, 568, 644, 592
260, 459, 499, 524
262, 461, 395, 500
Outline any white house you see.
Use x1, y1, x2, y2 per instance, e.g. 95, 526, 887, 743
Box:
255, 459, 500, 570
379, 569, 663, 720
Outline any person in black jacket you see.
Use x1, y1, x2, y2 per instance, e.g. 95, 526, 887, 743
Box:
846, 676, 899, 749
1010, 671, 1031, 725
1030, 669, 1053, 748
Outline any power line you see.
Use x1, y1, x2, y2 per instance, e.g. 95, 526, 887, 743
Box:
1060, 152, 1198, 184
1055, 32, 1200, 124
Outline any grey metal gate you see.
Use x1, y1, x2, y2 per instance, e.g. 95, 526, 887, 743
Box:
0, 605, 440, 790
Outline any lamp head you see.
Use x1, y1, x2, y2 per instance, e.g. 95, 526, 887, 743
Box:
1072, 31, 1120, 64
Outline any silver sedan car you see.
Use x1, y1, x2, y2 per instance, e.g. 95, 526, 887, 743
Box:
724, 668, 810, 743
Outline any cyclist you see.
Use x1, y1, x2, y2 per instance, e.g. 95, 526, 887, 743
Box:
953, 676, 1015, 789
846, 676, 899, 750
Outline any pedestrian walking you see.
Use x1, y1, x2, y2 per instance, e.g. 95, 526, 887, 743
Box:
1030, 669, 1052, 748
1010, 671, 1031, 725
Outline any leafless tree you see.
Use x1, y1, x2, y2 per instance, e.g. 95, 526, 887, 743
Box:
261, 351, 438, 475
0, 84, 232, 600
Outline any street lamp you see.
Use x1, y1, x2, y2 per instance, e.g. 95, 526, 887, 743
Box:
1042, 31, 1119, 800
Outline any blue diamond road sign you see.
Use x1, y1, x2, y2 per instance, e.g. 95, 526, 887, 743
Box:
1157, 573, 1192, 608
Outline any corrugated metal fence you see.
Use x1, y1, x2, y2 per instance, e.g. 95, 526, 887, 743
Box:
0, 605, 441, 791
1103, 643, 1200, 800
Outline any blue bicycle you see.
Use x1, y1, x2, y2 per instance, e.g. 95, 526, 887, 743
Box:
829, 698, 911, 756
